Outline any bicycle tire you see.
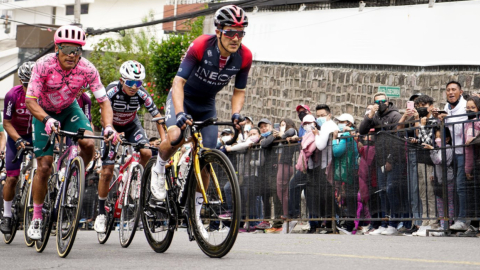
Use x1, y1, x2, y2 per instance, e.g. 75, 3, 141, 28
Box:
3, 178, 22, 244
140, 158, 175, 253
97, 169, 119, 244
187, 149, 240, 258
56, 157, 85, 258
119, 163, 143, 248
35, 167, 57, 252
23, 171, 35, 247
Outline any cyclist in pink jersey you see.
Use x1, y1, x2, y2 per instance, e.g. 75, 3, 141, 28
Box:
25, 25, 116, 240
0, 62, 35, 234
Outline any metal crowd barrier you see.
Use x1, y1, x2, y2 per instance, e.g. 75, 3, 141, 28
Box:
222, 113, 480, 234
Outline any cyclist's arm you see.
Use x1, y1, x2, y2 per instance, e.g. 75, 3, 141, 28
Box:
0, 130, 5, 154
25, 98, 49, 125
172, 76, 187, 116
3, 119, 21, 142
98, 99, 113, 128
231, 88, 245, 115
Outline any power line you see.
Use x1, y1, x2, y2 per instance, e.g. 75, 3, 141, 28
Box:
0, 18, 58, 30
1, 2, 74, 23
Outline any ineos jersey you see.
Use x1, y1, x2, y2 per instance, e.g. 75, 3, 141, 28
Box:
176, 35, 252, 100
106, 82, 159, 126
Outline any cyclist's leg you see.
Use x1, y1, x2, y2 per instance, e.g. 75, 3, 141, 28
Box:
95, 128, 115, 233
126, 117, 151, 168
62, 101, 95, 166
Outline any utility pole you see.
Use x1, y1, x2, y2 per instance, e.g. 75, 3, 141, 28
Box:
74, 0, 81, 24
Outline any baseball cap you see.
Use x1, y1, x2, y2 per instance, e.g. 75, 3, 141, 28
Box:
245, 116, 254, 124
221, 128, 233, 135
302, 114, 316, 123
296, 104, 310, 112
409, 93, 423, 101
336, 113, 355, 124
257, 118, 272, 127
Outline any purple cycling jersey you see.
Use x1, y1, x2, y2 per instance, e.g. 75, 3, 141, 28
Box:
77, 92, 92, 121
3, 85, 33, 135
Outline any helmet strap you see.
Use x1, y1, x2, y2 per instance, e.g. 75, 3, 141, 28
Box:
218, 32, 230, 57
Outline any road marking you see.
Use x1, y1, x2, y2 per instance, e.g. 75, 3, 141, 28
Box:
236, 250, 480, 266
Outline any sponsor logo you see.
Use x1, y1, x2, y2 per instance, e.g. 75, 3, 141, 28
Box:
135, 134, 143, 141
207, 50, 212, 57
226, 66, 239, 71
145, 97, 152, 107
71, 115, 79, 122
86, 123, 91, 127
139, 91, 147, 99
6, 101, 12, 116
108, 150, 114, 159
165, 102, 172, 121
178, 68, 183, 73
195, 67, 232, 82
113, 103, 138, 111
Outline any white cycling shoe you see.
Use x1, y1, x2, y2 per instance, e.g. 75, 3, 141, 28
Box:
94, 214, 106, 233
150, 167, 166, 201
196, 216, 209, 240
28, 218, 43, 240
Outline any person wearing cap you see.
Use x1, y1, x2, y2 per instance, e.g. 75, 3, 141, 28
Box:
219, 128, 234, 147
331, 113, 358, 234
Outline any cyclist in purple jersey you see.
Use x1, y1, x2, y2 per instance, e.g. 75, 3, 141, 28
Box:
0, 61, 35, 234
76, 91, 92, 122
151, 5, 252, 239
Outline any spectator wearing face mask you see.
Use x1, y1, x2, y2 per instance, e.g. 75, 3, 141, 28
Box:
287, 104, 311, 142
332, 113, 358, 234
359, 92, 402, 236
219, 128, 234, 147
242, 116, 254, 141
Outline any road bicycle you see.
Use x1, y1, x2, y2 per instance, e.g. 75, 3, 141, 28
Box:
97, 138, 156, 247
3, 146, 35, 246
24, 125, 106, 257
140, 117, 241, 258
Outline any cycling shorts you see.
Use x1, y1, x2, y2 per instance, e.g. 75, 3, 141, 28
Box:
165, 90, 218, 149
101, 117, 148, 166
6, 134, 33, 177
33, 100, 92, 157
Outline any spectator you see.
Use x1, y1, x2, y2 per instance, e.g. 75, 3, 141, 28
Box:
434, 81, 468, 230
359, 92, 402, 236
332, 113, 358, 234
243, 116, 254, 140
421, 127, 454, 237
149, 137, 159, 156
357, 128, 377, 234
217, 128, 234, 149
411, 95, 439, 233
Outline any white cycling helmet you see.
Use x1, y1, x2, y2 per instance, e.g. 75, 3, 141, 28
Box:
119, 60, 145, 80
18, 61, 35, 84
54, 25, 86, 46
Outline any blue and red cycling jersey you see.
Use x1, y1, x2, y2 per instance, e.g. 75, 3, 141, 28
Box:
176, 34, 252, 99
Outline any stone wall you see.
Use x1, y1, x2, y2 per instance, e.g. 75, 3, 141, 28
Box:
214, 63, 480, 127
143, 63, 480, 137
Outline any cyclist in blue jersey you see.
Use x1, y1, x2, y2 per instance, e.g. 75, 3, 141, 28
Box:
151, 5, 252, 238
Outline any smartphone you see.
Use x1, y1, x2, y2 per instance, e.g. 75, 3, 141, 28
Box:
273, 123, 279, 131
436, 110, 448, 114
407, 101, 414, 110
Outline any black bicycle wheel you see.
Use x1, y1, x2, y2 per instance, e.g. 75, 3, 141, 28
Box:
35, 168, 57, 252
97, 168, 119, 244
23, 170, 35, 247
3, 178, 22, 244
140, 158, 175, 253
119, 163, 143, 248
188, 149, 240, 258
56, 157, 85, 258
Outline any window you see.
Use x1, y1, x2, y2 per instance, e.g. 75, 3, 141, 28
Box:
66, 4, 89, 15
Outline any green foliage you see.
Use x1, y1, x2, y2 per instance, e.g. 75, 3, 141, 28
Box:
88, 13, 204, 129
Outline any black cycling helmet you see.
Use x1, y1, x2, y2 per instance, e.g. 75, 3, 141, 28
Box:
18, 61, 35, 84
214, 5, 248, 29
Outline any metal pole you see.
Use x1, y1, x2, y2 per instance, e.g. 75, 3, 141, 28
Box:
173, 0, 177, 31
74, 0, 81, 24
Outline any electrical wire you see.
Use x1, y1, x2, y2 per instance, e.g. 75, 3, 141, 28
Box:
0, 2, 74, 23
0, 18, 58, 30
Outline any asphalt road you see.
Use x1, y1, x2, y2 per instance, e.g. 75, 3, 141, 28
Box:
1, 230, 479, 269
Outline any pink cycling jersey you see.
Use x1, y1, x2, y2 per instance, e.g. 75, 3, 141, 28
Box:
26, 53, 107, 113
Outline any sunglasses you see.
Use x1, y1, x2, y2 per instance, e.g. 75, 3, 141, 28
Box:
123, 79, 142, 88
219, 29, 246, 39
58, 45, 82, 56
374, 99, 387, 104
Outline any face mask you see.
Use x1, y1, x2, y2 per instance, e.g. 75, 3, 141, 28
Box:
261, 131, 272, 137
280, 126, 286, 132
249, 135, 260, 143
447, 98, 460, 107
417, 107, 429, 118
435, 138, 442, 147
365, 110, 371, 116
221, 136, 231, 143
298, 111, 308, 121
316, 117, 326, 127
244, 124, 251, 132
303, 124, 314, 132
338, 124, 346, 131
378, 102, 388, 115
466, 110, 476, 120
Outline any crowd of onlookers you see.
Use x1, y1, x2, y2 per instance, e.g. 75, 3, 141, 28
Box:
214, 80, 480, 236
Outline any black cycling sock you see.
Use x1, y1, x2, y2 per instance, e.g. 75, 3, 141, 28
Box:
98, 199, 106, 215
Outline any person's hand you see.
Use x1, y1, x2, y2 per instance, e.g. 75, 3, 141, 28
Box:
420, 116, 427, 126
405, 108, 416, 117
466, 138, 474, 145
467, 174, 473, 181
312, 125, 319, 136
369, 104, 378, 119
225, 145, 232, 152
176, 112, 192, 130
287, 135, 299, 143
103, 125, 119, 144
385, 162, 392, 172
231, 113, 245, 132
422, 143, 434, 150
408, 138, 418, 144
272, 129, 280, 138
15, 138, 29, 150
333, 130, 339, 139
342, 126, 350, 132
45, 117, 60, 135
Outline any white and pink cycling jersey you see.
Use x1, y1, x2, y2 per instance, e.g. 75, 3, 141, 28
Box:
26, 53, 107, 113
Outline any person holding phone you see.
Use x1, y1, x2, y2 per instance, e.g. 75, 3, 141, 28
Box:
359, 92, 402, 236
